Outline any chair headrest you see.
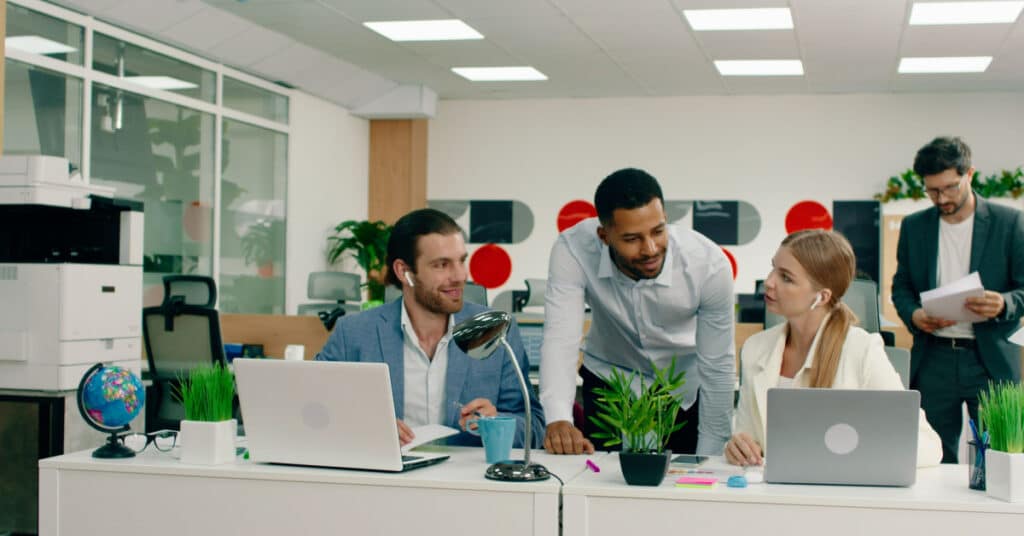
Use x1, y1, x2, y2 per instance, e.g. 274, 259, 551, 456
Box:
307, 271, 362, 302
162, 275, 217, 308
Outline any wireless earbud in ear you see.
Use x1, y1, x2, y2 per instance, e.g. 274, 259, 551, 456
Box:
809, 293, 823, 311
404, 272, 415, 288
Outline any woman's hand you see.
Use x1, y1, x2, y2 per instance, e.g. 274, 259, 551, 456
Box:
725, 432, 764, 466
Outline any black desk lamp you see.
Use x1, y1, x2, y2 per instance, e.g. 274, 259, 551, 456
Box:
452, 310, 550, 482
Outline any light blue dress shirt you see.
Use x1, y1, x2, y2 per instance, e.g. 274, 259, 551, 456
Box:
539, 218, 735, 455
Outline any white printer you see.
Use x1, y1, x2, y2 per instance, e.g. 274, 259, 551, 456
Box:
0, 155, 144, 390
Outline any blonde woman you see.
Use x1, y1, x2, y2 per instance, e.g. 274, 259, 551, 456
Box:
725, 230, 942, 467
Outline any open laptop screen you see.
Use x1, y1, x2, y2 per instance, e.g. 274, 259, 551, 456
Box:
517, 322, 544, 371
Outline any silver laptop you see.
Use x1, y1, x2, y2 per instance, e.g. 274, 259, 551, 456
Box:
765, 388, 920, 486
234, 359, 449, 472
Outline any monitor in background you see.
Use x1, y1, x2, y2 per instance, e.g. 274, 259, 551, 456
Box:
517, 320, 544, 371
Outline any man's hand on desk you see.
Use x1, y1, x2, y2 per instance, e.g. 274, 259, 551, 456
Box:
724, 432, 763, 467
543, 420, 594, 455
397, 419, 414, 446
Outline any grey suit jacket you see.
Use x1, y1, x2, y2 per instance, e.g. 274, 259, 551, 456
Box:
315, 299, 545, 448
892, 195, 1024, 383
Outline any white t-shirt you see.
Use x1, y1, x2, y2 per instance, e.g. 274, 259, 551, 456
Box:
934, 214, 975, 339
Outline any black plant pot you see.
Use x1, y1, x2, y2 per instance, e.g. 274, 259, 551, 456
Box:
619, 450, 672, 486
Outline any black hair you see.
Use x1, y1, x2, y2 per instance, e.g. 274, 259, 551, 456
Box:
913, 136, 972, 177
594, 168, 665, 225
386, 208, 462, 288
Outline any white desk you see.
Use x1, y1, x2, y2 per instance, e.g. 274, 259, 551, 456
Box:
563, 455, 1024, 536
40, 446, 597, 536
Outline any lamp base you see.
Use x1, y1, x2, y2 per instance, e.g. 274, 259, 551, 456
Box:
485, 460, 551, 482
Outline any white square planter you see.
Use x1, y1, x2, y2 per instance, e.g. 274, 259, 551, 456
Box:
985, 449, 1024, 502
180, 419, 237, 465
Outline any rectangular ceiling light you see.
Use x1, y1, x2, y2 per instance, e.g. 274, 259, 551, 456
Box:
683, 8, 793, 30
364, 19, 483, 41
5, 35, 77, 55
898, 56, 993, 73
124, 76, 199, 90
714, 60, 804, 76
452, 67, 547, 81
910, 1, 1024, 25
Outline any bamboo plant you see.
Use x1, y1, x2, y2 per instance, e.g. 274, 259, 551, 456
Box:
588, 357, 687, 453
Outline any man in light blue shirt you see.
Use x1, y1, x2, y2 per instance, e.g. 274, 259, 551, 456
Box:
541, 168, 735, 455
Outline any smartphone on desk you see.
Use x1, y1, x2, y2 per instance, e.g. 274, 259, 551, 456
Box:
671, 454, 708, 466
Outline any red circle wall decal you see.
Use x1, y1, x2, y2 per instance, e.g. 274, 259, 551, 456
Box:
785, 201, 833, 233
469, 244, 513, 289
557, 200, 597, 232
721, 247, 737, 280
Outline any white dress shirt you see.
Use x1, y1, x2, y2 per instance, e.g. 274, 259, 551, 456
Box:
400, 303, 453, 427
539, 218, 736, 455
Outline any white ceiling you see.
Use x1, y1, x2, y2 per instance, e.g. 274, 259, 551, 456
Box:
50, 0, 1024, 109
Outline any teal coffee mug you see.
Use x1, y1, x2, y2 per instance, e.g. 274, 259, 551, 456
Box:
466, 416, 516, 464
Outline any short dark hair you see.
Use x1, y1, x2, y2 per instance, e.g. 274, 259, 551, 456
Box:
386, 208, 462, 288
913, 136, 972, 177
594, 168, 664, 225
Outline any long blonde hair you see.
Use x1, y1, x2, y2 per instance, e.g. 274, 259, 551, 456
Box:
780, 230, 858, 388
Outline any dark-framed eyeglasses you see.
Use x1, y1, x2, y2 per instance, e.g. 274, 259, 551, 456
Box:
925, 181, 964, 199
121, 430, 179, 453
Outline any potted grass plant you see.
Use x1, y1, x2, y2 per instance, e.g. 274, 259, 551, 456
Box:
589, 357, 686, 486
980, 381, 1024, 502
174, 363, 237, 465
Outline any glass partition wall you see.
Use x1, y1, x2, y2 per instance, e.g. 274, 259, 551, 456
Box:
2, 0, 291, 313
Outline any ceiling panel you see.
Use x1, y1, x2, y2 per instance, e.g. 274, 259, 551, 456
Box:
434, 0, 563, 20
398, 40, 520, 68
900, 25, 1013, 57
318, 0, 452, 21
695, 30, 800, 60
161, 7, 253, 53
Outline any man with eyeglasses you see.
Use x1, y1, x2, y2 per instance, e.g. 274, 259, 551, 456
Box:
892, 136, 1024, 463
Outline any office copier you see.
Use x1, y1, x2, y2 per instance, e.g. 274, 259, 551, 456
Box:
0, 155, 143, 390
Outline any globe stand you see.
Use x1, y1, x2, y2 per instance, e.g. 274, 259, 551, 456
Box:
92, 432, 135, 459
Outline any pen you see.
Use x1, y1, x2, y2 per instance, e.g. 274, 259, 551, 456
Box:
968, 418, 981, 443
585, 459, 601, 473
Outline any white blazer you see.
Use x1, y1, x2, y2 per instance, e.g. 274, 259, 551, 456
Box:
735, 317, 943, 467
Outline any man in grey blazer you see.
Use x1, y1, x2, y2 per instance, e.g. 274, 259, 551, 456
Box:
892, 136, 1024, 463
316, 208, 544, 448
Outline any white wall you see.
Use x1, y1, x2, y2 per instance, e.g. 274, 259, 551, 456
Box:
285, 91, 369, 313
428, 92, 1024, 298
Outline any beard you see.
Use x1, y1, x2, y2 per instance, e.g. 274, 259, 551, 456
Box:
938, 190, 971, 216
412, 282, 463, 315
608, 243, 666, 280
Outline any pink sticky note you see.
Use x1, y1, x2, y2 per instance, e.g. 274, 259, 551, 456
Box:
675, 476, 717, 486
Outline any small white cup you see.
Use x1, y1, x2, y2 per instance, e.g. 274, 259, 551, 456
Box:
284, 344, 305, 361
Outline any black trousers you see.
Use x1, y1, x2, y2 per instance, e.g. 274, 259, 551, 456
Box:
580, 365, 700, 454
914, 337, 991, 464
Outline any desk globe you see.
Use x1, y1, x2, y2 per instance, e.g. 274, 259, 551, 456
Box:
76, 362, 146, 458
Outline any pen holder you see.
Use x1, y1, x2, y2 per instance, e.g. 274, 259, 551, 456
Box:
968, 440, 987, 491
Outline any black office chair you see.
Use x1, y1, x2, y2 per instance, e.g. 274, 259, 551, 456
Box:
142, 275, 226, 432
297, 271, 363, 331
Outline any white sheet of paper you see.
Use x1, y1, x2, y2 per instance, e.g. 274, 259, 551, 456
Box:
920, 272, 986, 323
402, 424, 460, 453
1009, 325, 1024, 346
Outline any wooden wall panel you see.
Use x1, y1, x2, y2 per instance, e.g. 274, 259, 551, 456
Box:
368, 119, 428, 224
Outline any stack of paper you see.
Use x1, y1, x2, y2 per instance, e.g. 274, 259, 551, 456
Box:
675, 476, 717, 489
920, 272, 986, 323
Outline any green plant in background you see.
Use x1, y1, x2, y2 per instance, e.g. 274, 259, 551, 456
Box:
875, 169, 926, 202
240, 219, 284, 275
875, 167, 1024, 202
979, 381, 1024, 454
974, 167, 1024, 199
589, 357, 686, 453
173, 363, 235, 422
327, 219, 392, 302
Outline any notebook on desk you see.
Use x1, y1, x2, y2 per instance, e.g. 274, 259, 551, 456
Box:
764, 388, 919, 487
234, 359, 450, 472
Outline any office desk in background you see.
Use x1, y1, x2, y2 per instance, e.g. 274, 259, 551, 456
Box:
40, 446, 600, 536
562, 454, 1024, 536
